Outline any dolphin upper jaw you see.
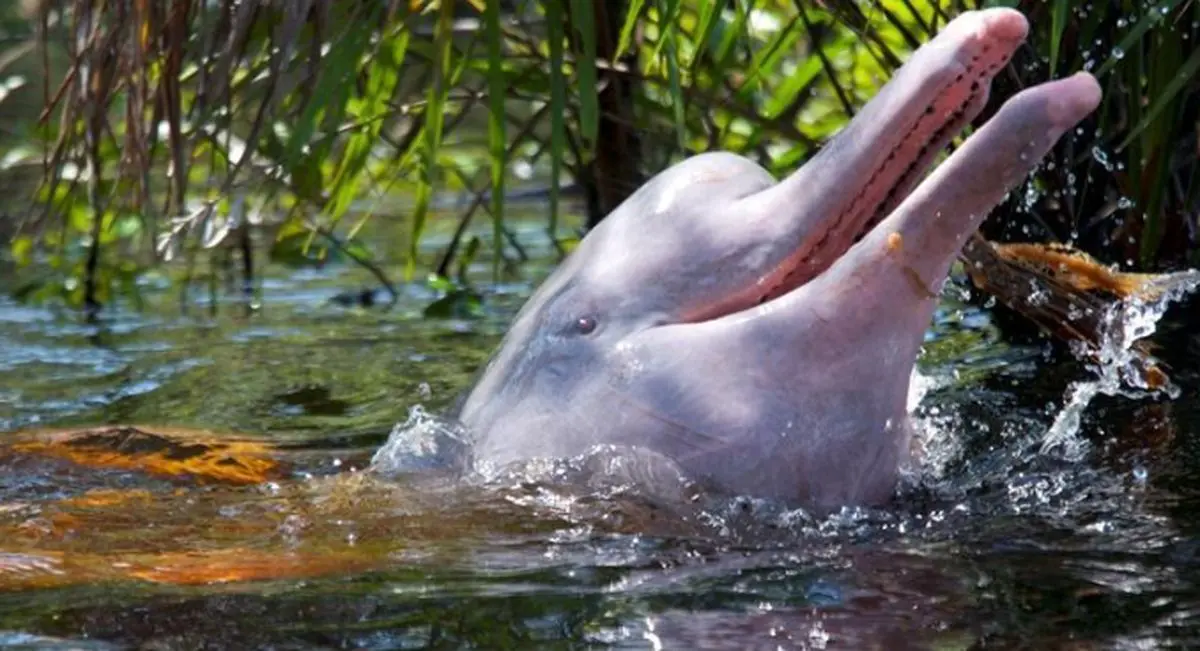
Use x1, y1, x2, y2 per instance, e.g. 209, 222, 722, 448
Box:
732, 9, 1029, 297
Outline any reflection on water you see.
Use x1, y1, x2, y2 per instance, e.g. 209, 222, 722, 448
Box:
2, 231, 1200, 649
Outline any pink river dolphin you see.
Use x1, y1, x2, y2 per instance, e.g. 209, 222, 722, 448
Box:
457, 9, 1103, 511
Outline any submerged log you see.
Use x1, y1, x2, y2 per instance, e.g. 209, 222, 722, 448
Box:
3, 425, 286, 485
960, 235, 1200, 389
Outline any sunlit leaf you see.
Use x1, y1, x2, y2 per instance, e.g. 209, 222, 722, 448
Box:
658, 0, 686, 148
484, 0, 506, 279
569, 0, 598, 151
1048, 0, 1068, 78
11, 236, 33, 266
615, 0, 647, 60
410, 0, 457, 279
327, 27, 409, 224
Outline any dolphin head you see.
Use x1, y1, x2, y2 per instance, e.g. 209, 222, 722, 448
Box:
457, 9, 1102, 510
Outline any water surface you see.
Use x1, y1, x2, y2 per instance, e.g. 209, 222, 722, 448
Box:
2, 220, 1200, 649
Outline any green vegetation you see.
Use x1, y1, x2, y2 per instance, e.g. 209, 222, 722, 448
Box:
0, 0, 1196, 315
982, 0, 1200, 271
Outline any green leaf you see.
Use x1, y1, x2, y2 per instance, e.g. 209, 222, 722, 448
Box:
658, 0, 686, 148
291, 152, 326, 202
647, 0, 681, 67
271, 231, 328, 268
410, 0, 457, 279
711, 1, 751, 71
1096, 0, 1180, 78
11, 235, 33, 266
1048, 0, 1069, 78
615, 0, 647, 61
456, 235, 481, 285
426, 273, 456, 293
484, 0, 507, 280
282, 17, 372, 172
569, 0, 598, 152
113, 214, 143, 239
738, 14, 804, 96
1116, 40, 1200, 153
423, 288, 484, 320
763, 49, 824, 118
12, 278, 49, 304
689, 0, 723, 73
326, 28, 410, 224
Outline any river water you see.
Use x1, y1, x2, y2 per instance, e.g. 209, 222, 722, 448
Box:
1, 215, 1200, 649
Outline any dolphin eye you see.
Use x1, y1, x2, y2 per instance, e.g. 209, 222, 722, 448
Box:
575, 315, 597, 335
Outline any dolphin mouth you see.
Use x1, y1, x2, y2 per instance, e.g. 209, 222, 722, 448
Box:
752, 58, 1006, 308
686, 13, 1025, 324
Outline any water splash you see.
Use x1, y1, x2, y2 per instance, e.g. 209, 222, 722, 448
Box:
1041, 271, 1200, 458
909, 401, 968, 482
369, 404, 471, 476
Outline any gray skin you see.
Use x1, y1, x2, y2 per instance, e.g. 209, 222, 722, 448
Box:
457, 9, 1103, 511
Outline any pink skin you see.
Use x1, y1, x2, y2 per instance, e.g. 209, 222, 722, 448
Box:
457, 9, 1103, 511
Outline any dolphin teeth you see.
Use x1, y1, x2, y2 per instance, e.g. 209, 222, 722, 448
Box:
757, 43, 1015, 308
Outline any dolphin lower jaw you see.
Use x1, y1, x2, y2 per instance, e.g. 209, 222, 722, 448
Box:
602, 330, 919, 510
619, 70, 1102, 507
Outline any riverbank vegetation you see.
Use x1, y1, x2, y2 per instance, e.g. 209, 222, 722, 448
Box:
0, 0, 1196, 316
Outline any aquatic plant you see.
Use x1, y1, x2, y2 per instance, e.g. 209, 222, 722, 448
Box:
0, 0, 1195, 316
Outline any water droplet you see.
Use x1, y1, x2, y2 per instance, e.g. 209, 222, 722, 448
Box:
1133, 465, 1149, 484
1026, 288, 1050, 307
